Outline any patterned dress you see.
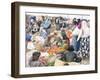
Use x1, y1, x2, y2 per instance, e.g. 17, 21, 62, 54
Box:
78, 36, 90, 58
78, 20, 90, 59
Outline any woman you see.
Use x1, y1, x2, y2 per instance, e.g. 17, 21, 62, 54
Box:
71, 18, 81, 52
72, 19, 90, 58
78, 19, 90, 59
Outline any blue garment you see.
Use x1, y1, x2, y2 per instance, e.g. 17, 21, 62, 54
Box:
71, 35, 80, 51
40, 30, 48, 39
41, 18, 51, 29
30, 16, 36, 21
30, 16, 36, 26
26, 33, 32, 41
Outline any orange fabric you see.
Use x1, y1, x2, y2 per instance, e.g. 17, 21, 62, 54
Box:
66, 30, 72, 39
47, 46, 64, 54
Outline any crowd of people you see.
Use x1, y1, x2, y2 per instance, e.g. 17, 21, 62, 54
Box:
25, 15, 90, 67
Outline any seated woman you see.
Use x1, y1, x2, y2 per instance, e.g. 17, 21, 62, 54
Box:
59, 45, 82, 63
